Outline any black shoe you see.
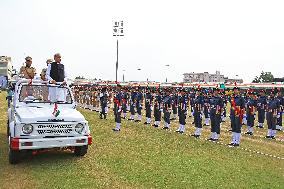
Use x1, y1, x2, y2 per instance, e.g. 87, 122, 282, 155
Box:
233, 143, 240, 147
163, 127, 169, 130
154, 125, 159, 128
192, 134, 200, 138
135, 120, 141, 122
276, 129, 281, 131
228, 129, 232, 132
128, 118, 134, 121
265, 136, 271, 139
175, 130, 180, 133
100, 117, 103, 119
112, 128, 120, 132
144, 122, 149, 125
257, 126, 264, 129
192, 122, 195, 124
228, 143, 235, 146
122, 117, 126, 119
207, 138, 214, 141
179, 131, 184, 134
212, 138, 218, 142
271, 136, 276, 139
245, 132, 253, 135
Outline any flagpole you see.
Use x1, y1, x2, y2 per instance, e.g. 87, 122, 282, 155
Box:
116, 39, 118, 83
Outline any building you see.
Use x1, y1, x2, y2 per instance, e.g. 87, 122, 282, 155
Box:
183, 71, 243, 83
0, 56, 13, 80
183, 71, 225, 83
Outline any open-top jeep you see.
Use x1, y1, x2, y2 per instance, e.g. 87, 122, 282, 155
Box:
7, 79, 92, 164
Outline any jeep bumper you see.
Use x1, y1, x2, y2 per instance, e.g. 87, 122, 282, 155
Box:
10, 135, 92, 150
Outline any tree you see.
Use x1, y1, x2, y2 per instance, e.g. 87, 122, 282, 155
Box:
252, 76, 261, 83
252, 71, 274, 83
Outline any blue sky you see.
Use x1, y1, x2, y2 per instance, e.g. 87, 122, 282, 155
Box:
1, 0, 284, 82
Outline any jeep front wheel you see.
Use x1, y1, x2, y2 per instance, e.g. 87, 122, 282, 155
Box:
74, 145, 88, 156
9, 148, 21, 164
6, 120, 9, 137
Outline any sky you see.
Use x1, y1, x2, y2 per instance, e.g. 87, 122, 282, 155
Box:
0, 0, 284, 83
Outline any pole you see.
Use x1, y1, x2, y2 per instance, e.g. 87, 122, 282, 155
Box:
116, 39, 118, 83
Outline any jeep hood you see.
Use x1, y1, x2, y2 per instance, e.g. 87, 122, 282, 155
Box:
16, 106, 85, 122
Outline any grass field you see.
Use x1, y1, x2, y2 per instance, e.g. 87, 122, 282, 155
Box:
0, 91, 283, 189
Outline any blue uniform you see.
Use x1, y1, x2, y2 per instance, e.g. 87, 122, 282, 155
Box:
153, 93, 162, 127
113, 91, 123, 131
276, 96, 283, 130
209, 95, 223, 140
135, 92, 143, 121
128, 92, 136, 120
257, 95, 267, 128
266, 96, 280, 138
176, 94, 188, 133
144, 92, 153, 124
193, 95, 204, 129
230, 94, 245, 146
163, 94, 172, 129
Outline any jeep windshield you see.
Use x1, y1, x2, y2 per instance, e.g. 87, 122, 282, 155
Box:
19, 83, 73, 104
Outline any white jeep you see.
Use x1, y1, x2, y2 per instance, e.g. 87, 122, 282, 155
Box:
7, 79, 92, 164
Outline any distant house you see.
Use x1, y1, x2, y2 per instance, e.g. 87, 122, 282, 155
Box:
0, 56, 13, 80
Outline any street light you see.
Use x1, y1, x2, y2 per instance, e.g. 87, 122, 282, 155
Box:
165, 64, 170, 83
137, 68, 142, 82
122, 69, 126, 82
113, 21, 124, 83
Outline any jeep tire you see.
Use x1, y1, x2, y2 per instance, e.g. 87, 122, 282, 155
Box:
74, 145, 88, 156
9, 148, 21, 164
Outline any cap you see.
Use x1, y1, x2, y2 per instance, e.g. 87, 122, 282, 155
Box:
25, 56, 32, 61
46, 59, 53, 64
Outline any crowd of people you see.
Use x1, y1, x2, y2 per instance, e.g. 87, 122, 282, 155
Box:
73, 84, 283, 147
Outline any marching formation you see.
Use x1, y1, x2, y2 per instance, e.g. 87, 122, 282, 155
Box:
73, 84, 284, 147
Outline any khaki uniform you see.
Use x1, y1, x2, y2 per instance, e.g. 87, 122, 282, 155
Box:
40, 68, 47, 81
20, 66, 36, 79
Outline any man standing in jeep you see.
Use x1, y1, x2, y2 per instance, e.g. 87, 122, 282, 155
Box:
46, 53, 67, 102
47, 53, 67, 83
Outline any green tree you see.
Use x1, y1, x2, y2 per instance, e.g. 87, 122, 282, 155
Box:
252, 71, 274, 83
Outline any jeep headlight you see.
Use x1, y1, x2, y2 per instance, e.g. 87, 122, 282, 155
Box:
75, 123, 84, 134
22, 124, 33, 134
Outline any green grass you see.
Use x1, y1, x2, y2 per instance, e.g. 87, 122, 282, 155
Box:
0, 91, 283, 189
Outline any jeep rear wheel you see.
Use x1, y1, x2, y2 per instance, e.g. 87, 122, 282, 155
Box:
74, 145, 88, 156
9, 148, 21, 164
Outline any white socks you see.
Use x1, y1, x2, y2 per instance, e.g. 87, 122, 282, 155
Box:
146, 118, 151, 124
194, 128, 202, 136
115, 123, 121, 130
205, 118, 210, 125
